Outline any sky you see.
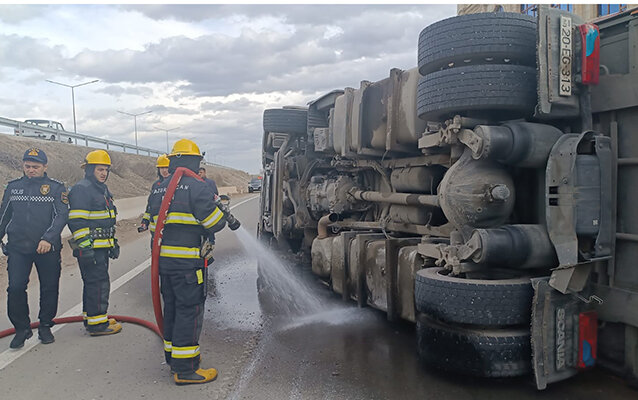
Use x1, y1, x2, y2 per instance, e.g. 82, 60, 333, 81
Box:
0, 4, 457, 174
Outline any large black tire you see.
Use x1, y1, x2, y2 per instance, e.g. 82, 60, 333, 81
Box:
263, 107, 308, 135
306, 108, 328, 136
417, 64, 537, 121
418, 12, 537, 75
416, 313, 532, 378
415, 267, 533, 326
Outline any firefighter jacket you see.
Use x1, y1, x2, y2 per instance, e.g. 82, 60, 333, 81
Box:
141, 178, 162, 226
0, 174, 69, 253
147, 174, 226, 270
67, 177, 117, 249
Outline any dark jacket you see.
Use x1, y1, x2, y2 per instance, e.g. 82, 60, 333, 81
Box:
141, 178, 163, 226
67, 177, 117, 249
203, 177, 219, 196
0, 174, 69, 253
147, 174, 226, 271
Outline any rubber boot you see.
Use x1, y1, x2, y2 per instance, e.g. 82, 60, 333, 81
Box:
38, 326, 55, 344
174, 368, 218, 385
89, 320, 122, 336
10, 329, 33, 349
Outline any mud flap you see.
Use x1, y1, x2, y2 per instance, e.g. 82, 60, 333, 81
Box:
531, 277, 596, 389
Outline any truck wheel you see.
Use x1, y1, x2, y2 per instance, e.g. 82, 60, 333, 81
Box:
418, 12, 537, 75
263, 107, 308, 135
414, 267, 533, 326
416, 313, 532, 378
307, 108, 328, 136
417, 64, 537, 121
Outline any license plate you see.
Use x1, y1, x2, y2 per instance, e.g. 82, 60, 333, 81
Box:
559, 15, 572, 96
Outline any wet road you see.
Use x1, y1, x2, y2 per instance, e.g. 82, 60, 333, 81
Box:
0, 195, 636, 399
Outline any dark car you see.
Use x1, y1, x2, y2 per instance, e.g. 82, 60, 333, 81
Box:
248, 178, 262, 193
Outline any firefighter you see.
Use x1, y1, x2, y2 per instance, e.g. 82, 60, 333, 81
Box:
0, 148, 69, 348
67, 149, 121, 336
147, 139, 227, 385
139, 154, 170, 233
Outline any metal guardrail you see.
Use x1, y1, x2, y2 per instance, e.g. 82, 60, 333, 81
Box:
0, 116, 164, 157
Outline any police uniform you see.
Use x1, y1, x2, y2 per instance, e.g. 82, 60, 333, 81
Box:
67, 150, 120, 334
0, 148, 68, 347
147, 139, 226, 385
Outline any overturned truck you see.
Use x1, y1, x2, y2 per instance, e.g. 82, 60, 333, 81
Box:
258, 6, 638, 389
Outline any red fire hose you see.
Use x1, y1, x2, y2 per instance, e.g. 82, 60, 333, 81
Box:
0, 167, 199, 341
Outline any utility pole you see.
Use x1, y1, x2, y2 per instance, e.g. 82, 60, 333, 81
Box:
118, 110, 152, 154
154, 126, 180, 153
46, 79, 99, 134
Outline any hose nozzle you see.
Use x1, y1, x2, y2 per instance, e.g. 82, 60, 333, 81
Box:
215, 198, 241, 231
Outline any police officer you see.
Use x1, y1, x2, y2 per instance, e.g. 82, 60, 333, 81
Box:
0, 148, 69, 348
139, 154, 170, 233
147, 139, 227, 385
67, 150, 121, 336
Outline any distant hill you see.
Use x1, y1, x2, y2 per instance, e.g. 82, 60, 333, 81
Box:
0, 134, 250, 198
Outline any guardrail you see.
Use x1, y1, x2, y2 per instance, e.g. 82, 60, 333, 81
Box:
0, 116, 164, 157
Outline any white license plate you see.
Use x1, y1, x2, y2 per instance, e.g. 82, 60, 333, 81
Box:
559, 15, 572, 96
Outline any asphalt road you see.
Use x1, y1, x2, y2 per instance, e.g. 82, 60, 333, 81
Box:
0, 194, 636, 399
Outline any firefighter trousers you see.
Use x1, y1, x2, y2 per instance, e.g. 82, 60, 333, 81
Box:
7, 250, 61, 330
77, 249, 111, 332
160, 267, 207, 373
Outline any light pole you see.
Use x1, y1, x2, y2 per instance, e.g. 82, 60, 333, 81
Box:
118, 110, 152, 154
154, 126, 180, 153
46, 79, 99, 134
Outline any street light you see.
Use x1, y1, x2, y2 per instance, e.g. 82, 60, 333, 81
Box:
154, 126, 180, 153
117, 110, 153, 154
45, 79, 99, 134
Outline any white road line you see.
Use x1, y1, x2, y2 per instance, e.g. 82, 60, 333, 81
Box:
0, 194, 259, 370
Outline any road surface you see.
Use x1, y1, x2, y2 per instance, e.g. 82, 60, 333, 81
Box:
0, 194, 635, 399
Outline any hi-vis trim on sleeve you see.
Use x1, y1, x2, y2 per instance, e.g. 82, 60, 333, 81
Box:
165, 212, 199, 225
69, 209, 91, 219
72, 227, 91, 240
201, 207, 223, 229
87, 314, 108, 325
142, 212, 150, 220
92, 238, 115, 248
159, 245, 200, 259
69, 209, 116, 220
164, 340, 172, 352
149, 215, 158, 232
171, 345, 200, 359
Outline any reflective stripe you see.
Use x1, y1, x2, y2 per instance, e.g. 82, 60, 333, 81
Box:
87, 314, 108, 325
72, 227, 91, 240
78, 239, 92, 248
93, 238, 114, 248
69, 209, 115, 220
164, 340, 172, 352
171, 345, 200, 359
143, 212, 150, 220
165, 212, 199, 225
69, 209, 90, 219
201, 207, 223, 229
159, 245, 200, 259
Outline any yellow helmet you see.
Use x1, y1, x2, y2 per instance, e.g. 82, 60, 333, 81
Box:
169, 139, 201, 157
156, 154, 170, 167
83, 150, 111, 167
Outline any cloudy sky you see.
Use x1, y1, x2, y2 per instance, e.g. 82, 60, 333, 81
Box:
0, 4, 456, 173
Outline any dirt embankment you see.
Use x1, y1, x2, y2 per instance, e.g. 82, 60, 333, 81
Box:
0, 135, 250, 197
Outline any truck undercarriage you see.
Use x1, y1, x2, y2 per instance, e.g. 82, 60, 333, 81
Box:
258, 6, 638, 389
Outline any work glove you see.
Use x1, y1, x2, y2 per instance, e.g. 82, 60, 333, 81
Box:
109, 239, 120, 260
200, 239, 215, 261
1, 241, 8, 256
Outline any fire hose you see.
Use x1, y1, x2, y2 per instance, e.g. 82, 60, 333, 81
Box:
0, 167, 240, 342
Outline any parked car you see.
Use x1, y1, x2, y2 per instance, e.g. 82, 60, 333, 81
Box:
14, 119, 66, 139
248, 177, 262, 193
